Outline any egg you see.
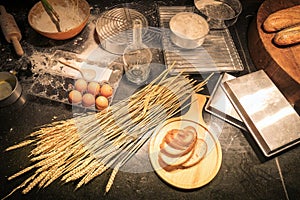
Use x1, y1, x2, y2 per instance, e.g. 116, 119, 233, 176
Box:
87, 82, 101, 96
100, 84, 113, 98
74, 79, 87, 93
82, 93, 95, 107
68, 90, 82, 104
95, 96, 109, 110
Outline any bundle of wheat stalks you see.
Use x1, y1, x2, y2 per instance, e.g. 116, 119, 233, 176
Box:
3, 65, 212, 198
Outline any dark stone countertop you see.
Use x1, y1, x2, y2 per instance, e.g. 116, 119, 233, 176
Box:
0, 0, 299, 199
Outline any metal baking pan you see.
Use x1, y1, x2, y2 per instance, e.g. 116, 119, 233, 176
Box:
158, 6, 244, 74
205, 73, 246, 131
222, 70, 300, 157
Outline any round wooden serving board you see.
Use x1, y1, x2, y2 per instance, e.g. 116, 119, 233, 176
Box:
149, 94, 222, 189
248, 0, 300, 106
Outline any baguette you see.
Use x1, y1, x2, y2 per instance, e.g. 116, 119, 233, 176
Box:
273, 24, 300, 46
263, 5, 300, 32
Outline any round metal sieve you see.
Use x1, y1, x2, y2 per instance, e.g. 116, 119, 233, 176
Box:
95, 8, 149, 54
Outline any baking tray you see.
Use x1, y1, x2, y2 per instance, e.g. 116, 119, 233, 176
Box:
222, 70, 300, 157
205, 73, 246, 131
158, 6, 244, 74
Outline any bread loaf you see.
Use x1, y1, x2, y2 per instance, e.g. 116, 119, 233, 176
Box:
273, 24, 300, 46
263, 5, 300, 32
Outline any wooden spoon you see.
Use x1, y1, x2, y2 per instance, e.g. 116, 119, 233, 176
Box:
58, 59, 96, 81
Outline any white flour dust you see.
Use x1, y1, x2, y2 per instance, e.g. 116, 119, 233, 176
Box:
32, 5, 84, 32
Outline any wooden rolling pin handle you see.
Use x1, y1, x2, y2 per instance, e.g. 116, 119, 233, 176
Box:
11, 36, 24, 56
0, 5, 24, 56
0, 5, 5, 14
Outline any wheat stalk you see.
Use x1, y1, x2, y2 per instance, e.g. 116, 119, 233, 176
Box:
3, 63, 213, 198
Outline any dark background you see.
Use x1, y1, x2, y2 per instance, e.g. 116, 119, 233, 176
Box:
1, 0, 299, 200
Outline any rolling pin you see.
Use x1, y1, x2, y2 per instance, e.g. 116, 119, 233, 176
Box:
0, 5, 24, 56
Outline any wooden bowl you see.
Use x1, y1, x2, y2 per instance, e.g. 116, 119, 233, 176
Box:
28, 0, 90, 40
248, 0, 300, 106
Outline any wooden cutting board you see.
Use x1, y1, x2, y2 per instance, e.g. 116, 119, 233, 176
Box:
248, 0, 300, 106
149, 93, 222, 189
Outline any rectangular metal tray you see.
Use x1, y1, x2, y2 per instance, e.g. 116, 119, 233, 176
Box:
222, 70, 300, 157
158, 6, 244, 74
205, 73, 246, 131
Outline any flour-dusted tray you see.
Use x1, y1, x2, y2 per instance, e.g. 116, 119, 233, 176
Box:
159, 6, 243, 74
205, 73, 246, 131
222, 70, 300, 157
